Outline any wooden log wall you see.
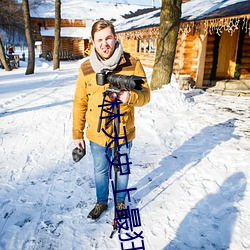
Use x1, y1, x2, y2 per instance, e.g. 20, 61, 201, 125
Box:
120, 38, 156, 68
61, 38, 74, 52
183, 35, 198, 79
203, 34, 215, 82
41, 37, 53, 58
32, 18, 86, 29
120, 39, 137, 54
240, 35, 250, 79
32, 17, 89, 60
41, 37, 86, 58
120, 31, 200, 78
134, 53, 155, 68
173, 34, 185, 75
173, 34, 199, 80
72, 38, 87, 56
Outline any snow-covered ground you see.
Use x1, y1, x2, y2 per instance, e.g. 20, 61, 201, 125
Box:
0, 49, 250, 250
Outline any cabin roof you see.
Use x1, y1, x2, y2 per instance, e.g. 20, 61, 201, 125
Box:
40, 27, 91, 39
182, 0, 250, 21
30, 0, 151, 20
115, 8, 160, 33
115, 0, 250, 32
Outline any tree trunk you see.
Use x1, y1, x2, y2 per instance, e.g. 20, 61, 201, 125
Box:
151, 0, 182, 90
0, 37, 11, 71
53, 0, 61, 70
22, 0, 35, 75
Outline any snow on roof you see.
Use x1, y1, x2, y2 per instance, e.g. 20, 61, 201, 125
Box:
114, 0, 250, 33
182, 0, 250, 21
30, 0, 151, 20
114, 8, 160, 32
40, 27, 91, 39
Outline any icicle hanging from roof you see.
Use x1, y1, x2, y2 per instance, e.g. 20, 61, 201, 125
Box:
242, 16, 250, 36
117, 15, 250, 40
179, 15, 250, 37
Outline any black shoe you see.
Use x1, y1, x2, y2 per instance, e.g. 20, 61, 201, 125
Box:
87, 202, 108, 220
116, 201, 126, 218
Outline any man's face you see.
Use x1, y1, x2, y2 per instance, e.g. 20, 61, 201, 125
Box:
93, 27, 117, 60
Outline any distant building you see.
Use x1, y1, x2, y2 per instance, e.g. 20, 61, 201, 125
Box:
30, 1, 151, 60
31, 17, 92, 60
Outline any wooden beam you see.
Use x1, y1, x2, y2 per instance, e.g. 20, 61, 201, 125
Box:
195, 33, 207, 87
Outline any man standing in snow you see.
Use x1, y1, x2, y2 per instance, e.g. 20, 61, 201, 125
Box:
72, 20, 150, 219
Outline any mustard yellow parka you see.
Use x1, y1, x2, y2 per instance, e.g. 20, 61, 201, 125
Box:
72, 52, 150, 147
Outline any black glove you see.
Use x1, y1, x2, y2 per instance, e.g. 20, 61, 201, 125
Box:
72, 146, 86, 162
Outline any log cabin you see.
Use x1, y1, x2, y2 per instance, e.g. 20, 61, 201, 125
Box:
115, 0, 250, 93
31, 18, 92, 60
30, 1, 152, 61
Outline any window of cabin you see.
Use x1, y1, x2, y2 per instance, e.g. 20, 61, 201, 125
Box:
137, 38, 156, 54
150, 38, 155, 53
137, 39, 142, 53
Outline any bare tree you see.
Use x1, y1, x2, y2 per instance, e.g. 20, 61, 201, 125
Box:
0, 0, 24, 37
0, 0, 23, 71
22, 0, 35, 75
0, 37, 11, 71
151, 0, 182, 90
53, 0, 61, 70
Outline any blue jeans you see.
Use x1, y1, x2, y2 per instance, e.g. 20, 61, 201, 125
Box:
90, 140, 133, 205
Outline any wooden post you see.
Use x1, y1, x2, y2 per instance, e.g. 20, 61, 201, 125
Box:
195, 32, 207, 88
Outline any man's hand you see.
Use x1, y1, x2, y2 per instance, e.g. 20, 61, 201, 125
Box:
117, 90, 130, 104
74, 139, 85, 149
72, 139, 86, 162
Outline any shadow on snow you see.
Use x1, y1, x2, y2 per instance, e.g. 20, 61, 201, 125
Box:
164, 172, 247, 249
132, 118, 239, 205
0, 100, 73, 117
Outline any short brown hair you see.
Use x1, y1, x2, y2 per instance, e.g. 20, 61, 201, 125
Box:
91, 20, 116, 40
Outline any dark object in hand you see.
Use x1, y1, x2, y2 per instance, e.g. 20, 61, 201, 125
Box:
96, 70, 144, 90
72, 146, 86, 162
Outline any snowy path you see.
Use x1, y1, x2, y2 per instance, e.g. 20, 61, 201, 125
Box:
131, 88, 250, 250
0, 59, 250, 249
